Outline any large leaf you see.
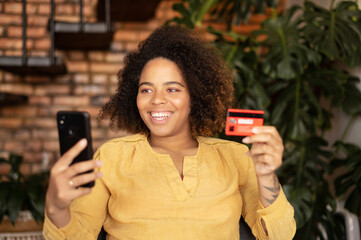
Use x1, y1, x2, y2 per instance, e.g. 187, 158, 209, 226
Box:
210, 0, 279, 28
254, 5, 321, 80
304, 1, 361, 66
333, 141, 361, 216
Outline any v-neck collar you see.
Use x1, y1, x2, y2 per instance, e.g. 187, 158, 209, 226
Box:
141, 135, 201, 201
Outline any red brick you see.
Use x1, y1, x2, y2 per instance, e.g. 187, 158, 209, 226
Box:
28, 50, 48, 57
0, 39, 33, 50
23, 118, 56, 128
124, 42, 139, 51
0, 129, 13, 138
28, 96, 51, 105
66, 61, 89, 73
74, 85, 107, 95
34, 38, 50, 50
68, 51, 86, 61
38, 4, 50, 15
139, 30, 153, 41
91, 128, 106, 140
0, 26, 5, 37
37, 106, 52, 117
75, 106, 100, 118
90, 63, 121, 74
88, 51, 105, 62
26, 139, 44, 151
32, 129, 58, 139
27, 15, 48, 26
4, 50, 23, 56
14, 129, 31, 140
34, 85, 71, 96
110, 75, 119, 84
4, 2, 37, 14
55, 4, 75, 15
110, 42, 125, 52
105, 52, 125, 63
0, 164, 10, 175
4, 73, 21, 83
1, 106, 38, 117
0, 118, 22, 128
53, 96, 90, 106
27, 0, 51, 3
91, 95, 109, 107
113, 30, 140, 41
0, 14, 22, 25
73, 73, 90, 84
24, 75, 51, 83
23, 152, 44, 163
43, 140, 59, 152
4, 140, 25, 152
20, 163, 31, 175
54, 74, 72, 84
91, 74, 108, 84
0, 83, 34, 95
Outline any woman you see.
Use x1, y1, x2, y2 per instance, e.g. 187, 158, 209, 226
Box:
43, 25, 296, 239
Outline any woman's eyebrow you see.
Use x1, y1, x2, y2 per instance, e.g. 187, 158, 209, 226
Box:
138, 81, 185, 88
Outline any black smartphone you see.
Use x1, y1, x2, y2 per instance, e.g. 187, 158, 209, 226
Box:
57, 111, 94, 188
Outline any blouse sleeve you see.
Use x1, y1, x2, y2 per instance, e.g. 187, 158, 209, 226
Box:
237, 145, 296, 240
43, 149, 110, 240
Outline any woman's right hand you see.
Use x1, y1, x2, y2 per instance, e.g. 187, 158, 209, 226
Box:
45, 139, 102, 228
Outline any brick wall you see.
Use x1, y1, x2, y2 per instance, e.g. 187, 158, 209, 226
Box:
0, 0, 180, 175
0, 0, 284, 175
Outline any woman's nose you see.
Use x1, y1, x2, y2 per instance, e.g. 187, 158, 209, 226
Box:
151, 91, 167, 105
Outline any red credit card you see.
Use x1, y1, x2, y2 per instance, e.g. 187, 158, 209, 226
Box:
225, 109, 264, 136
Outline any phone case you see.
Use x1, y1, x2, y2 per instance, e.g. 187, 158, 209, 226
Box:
57, 111, 94, 187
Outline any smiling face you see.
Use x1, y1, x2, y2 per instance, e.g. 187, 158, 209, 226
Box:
136, 57, 192, 139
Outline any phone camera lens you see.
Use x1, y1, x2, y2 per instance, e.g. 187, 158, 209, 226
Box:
69, 129, 74, 135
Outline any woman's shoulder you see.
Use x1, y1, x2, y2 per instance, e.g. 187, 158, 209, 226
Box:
95, 133, 147, 152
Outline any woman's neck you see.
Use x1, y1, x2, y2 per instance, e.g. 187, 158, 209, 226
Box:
148, 133, 198, 153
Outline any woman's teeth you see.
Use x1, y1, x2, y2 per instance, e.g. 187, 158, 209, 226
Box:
151, 112, 171, 120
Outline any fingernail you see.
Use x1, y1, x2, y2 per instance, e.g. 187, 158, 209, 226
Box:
252, 128, 258, 133
242, 137, 250, 143
96, 160, 103, 167
79, 138, 87, 146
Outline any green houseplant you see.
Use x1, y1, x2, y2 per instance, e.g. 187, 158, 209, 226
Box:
168, 0, 361, 239
0, 154, 49, 227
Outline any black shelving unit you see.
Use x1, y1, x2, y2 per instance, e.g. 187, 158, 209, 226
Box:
52, 0, 113, 50
97, 0, 161, 22
0, 92, 28, 106
0, 0, 67, 76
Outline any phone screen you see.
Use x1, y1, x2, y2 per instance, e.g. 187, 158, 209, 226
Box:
57, 111, 94, 187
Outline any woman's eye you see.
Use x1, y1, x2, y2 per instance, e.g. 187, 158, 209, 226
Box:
140, 89, 152, 93
167, 88, 179, 93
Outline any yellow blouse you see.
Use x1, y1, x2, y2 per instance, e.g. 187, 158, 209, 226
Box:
43, 134, 296, 240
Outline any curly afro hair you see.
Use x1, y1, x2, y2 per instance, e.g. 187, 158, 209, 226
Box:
99, 25, 235, 137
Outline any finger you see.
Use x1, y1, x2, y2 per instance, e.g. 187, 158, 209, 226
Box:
252, 126, 283, 142
54, 139, 88, 172
249, 143, 276, 156
66, 160, 102, 178
70, 171, 102, 188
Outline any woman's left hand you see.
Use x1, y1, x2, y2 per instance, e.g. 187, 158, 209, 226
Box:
242, 126, 284, 177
